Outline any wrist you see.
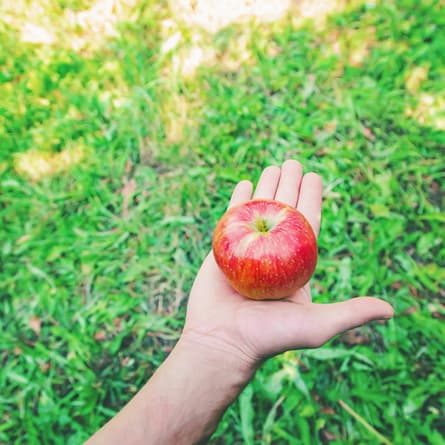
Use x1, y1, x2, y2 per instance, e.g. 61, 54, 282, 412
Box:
139, 334, 256, 444
176, 330, 257, 387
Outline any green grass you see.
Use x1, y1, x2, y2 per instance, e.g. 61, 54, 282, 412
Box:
1, 0, 444, 443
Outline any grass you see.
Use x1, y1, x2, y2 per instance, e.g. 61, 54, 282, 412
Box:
1, 0, 444, 443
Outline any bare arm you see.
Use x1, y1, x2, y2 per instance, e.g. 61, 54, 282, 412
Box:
86, 337, 255, 445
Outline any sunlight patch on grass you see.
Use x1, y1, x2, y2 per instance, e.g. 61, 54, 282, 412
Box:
405, 93, 445, 131
169, 36, 255, 77
217, 33, 256, 72
346, 26, 376, 67
171, 0, 359, 33
322, 24, 377, 69
405, 66, 430, 94
294, 0, 351, 27
3, 0, 138, 52
171, 42, 217, 78
161, 30, 182, 55
14, 145, 86, 181
161, 0, 366, 78
156, 0, 368, 143
160, 20, 214, 78
173, 0, 292, 33
65, 0, 137, 52
20, 22, 55, 44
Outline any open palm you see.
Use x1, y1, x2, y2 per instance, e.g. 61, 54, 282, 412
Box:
183, 160, 393, 366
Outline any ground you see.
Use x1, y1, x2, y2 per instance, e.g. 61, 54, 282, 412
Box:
1, 0, 444, 444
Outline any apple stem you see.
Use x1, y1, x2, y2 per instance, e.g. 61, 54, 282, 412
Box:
255, 218, 270, 233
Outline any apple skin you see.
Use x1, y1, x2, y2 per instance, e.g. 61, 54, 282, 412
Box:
212, 199, 317, 300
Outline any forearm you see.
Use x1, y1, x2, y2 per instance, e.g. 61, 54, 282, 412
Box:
86, 336, 255, 445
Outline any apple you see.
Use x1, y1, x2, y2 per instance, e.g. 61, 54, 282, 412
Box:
212, 199, 317, 300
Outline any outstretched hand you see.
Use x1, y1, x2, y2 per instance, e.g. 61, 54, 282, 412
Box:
86, 160, 395, 445
183, 160, 394, 368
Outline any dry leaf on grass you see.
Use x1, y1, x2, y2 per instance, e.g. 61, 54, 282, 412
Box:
29, 315, 42, 336
94, 330, 107, 341
121, 178, 137, 218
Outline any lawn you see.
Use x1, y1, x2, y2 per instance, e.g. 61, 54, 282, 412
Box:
1, 0, 444, 443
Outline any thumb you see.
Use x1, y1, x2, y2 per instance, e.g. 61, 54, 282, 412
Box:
306, 297, 394, 348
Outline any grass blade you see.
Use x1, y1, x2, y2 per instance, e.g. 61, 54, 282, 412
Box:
338, 400, 393, 445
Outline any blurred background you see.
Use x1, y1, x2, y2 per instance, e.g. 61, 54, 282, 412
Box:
1, 0, 444, 443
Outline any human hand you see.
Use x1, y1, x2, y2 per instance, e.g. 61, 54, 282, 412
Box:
182, 160, 394, 372
86, 160, 395, 445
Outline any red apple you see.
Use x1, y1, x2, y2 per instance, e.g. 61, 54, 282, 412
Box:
212, 199, 317, 300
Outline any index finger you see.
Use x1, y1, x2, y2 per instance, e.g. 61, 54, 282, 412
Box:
227, 180, 253, 209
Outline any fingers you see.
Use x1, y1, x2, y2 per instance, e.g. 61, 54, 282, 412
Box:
297, 172, 323, 237
306, 297, 394, 347
253, 166, 281, 199
229, 162, 323, 241
228, 180, 253, 209
274, 159, 303, 207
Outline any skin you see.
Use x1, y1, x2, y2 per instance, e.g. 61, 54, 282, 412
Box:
86, 160, 394, 445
